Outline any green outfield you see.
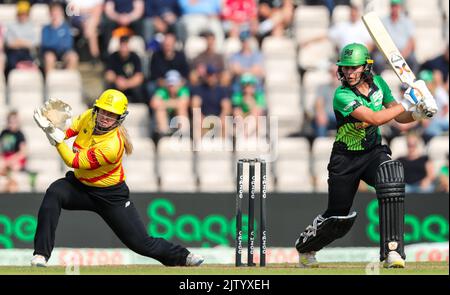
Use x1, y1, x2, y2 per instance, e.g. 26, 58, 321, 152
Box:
0, 262, 447, 275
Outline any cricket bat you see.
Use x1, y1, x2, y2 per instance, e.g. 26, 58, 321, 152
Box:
362, 12, 419, 100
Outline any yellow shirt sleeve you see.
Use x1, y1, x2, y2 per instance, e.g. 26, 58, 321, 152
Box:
56, 140, 122, 170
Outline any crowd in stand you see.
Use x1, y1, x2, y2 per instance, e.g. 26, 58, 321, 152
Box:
0, 0, 448, 193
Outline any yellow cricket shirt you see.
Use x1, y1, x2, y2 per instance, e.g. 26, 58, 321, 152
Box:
56, 109, 125, 187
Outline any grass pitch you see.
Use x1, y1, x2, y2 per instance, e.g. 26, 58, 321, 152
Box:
0, 262, 447, 275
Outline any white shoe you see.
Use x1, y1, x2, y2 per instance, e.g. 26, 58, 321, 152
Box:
383, 251, 405, 268
298, 251, 319, 268
185, 253, 204, 266
31, 255, 47, 267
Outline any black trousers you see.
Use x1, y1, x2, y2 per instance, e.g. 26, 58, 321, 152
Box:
323, 144, 392, 218
33, 172, 190, 266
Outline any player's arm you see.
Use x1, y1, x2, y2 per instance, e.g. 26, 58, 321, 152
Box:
55, 142, 120, 170
384, 101, 415, 123
350, 104, 405, 126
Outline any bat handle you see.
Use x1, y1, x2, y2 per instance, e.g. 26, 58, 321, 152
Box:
409, 88, 420, 104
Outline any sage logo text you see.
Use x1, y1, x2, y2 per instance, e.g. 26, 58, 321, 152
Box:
0, 215, 37, 248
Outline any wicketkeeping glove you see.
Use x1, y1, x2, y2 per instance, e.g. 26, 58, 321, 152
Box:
41, 98, 73, 130
33, 105, 66, 146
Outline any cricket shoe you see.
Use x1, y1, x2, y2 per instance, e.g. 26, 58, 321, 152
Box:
298, 251, 319, 268
185, 253, 204, 266
383, 251, 405, 268
30, 255, 47, 267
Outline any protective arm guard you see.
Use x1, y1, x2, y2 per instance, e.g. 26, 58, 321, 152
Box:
295, 212, 357, 253
375, 160, 406, 261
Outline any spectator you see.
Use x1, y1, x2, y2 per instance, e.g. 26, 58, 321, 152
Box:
302, 4, 373, 54
4, 1, 39, 75
418, 70, 449, 143
257, 0, 294, 40
103, 0, 144, 58
436, 154, 449, 193
221, 0, 258, 39
67, 0, 104, 63
420, 46, 449, 88
373, 0, 418, 74
0, 111, 27, 193
190, 30, 226, 86
191, 65, 232, 139
148, 32, 189, 96
41, 2, 79, 73
143, 0, 180, 42
228, 31, 264, 93
150, 70, 190, 135
177, 0, 224, 48
105, 35, 145, 103
312, 63, 339, 138
232, 73, 266, 137
397, 133, 435, 193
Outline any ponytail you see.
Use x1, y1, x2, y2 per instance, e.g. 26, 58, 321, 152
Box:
118, 126, 133, 155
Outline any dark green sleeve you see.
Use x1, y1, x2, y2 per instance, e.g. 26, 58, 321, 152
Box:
374, 75, 396, 105
232, 93, 243, 107
154, 88, 168, 100
178, 86, 190, 99
333, 87, 362, 117
255, 92, 266, 108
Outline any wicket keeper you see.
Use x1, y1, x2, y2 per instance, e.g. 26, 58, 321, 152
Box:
31, 89, 204, 267
295, 43, 438, 268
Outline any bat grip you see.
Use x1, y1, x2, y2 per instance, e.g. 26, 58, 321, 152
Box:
409, 88, 419, 104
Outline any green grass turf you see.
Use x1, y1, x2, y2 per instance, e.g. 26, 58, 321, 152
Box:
0, 262, 447, 275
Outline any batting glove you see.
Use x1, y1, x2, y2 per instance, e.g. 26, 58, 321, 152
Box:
408, 80, 438, 117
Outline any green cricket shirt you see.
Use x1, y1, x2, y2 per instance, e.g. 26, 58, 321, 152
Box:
333, 75, 396, 152
232, 91, 266, 113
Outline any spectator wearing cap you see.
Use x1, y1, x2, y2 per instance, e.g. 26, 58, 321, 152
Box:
105, 35, 145, 103
103, 0, 145, 56
228, 31, 264, 93
150, 70, 190, 135
232, 73, 266, 137
191, 65, 232, 138
418, 70, 449, 142
148, 32, 189, 96
4, 1, 40, 75
177, 0, 224, 48
0, 111, 27, 193
41, 2, 79, 73
190, 30, 227, 86
143, 0, 180, 42
373, 0, 418, 74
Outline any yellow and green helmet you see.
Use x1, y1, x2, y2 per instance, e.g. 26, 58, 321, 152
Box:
336, 43, 373, 67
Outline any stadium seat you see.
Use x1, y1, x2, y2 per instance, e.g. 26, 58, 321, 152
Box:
184, 35, 207, 61
311, 137, 334, 192
275, 137, 313, 192
122, 157, 158, 192
262, 36, 296, 58
381, 70, 402, 99
0, 4, 17, 26
157, 137, 196, 192
414, 27, 447, 63
427, 135, 449, 173
223, 37, 258, 57
123, 103, 150, 129
196, 139, 234, 192
298, 39, 335, 70
294, 5, 329, 28
7, 69, 44, 109
331, 5, 351, 24
0, 73, 5, 106
30, 3, 50, 28
46, 70, 83, 107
